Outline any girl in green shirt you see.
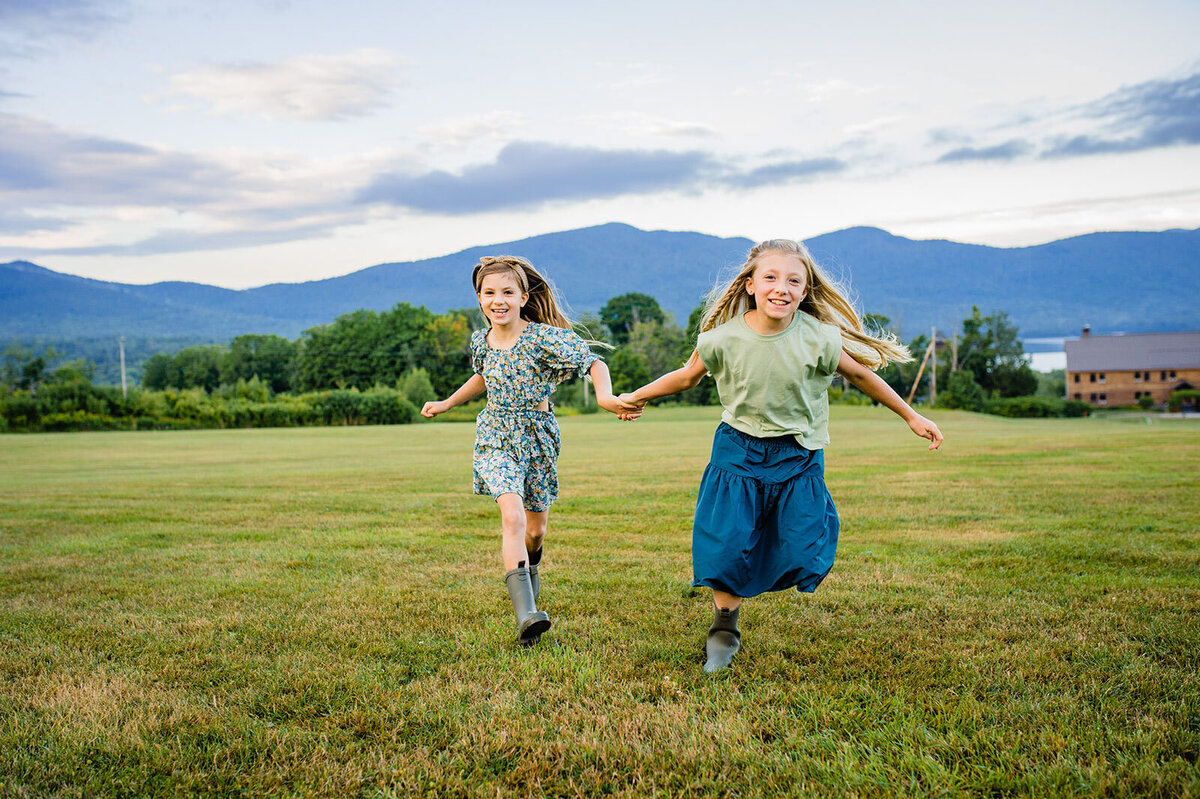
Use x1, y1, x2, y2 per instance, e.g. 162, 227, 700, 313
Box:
620, 239, 943, 673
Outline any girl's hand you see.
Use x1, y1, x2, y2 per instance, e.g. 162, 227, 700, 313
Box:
616, 392, 646, 409
421, 400, 450, 418
597, 393, 643, 420
908, 414, 944, 450
615, 392, 648, 421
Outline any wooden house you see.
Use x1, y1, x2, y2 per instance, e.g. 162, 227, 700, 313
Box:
1064, 327, 1200, 407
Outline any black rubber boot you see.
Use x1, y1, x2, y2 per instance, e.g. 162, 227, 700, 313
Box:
528, 546, 543, 601
505, 561, 551, 645
703, 604, 741, 673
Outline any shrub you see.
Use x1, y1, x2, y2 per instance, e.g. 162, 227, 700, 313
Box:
253, 401, 295, 428
827, 386, 871, 405
1, 391, 41, 430
987, 395, 1090, 418
398, 368, 436, 408
40, 411, 121, 432
361, 387, 418, 425
938, 370, 988, 412
1168, 389, 1200, 412
315, 389, 365, 425
1062, 399, 1092, 417
1137, 395, 1154, 410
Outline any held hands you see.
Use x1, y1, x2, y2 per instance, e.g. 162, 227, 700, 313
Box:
614, 392, 647, 422
420, 400, 451, 418
597, 392, 644, 421
907, 414, 944, 450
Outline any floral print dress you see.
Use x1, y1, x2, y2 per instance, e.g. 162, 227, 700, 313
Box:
470, 322, 600, 511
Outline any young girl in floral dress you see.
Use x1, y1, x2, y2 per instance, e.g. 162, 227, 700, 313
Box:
422, 256, 637, 644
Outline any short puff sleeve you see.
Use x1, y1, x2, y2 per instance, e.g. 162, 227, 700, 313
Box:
816, 323, 842, 376
531, 324, 600, 384
469, 329, 489, 375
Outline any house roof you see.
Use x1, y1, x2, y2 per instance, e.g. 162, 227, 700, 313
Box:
1065, 330, 1200, 372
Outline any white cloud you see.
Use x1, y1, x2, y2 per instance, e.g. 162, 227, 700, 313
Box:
802, 78, 877, 103
599, 62, 668, 90
587, 111, 717, 139
416, 112, 527, 150
0, 112, 409, 256
844, 115, 907, 137
162, 48, 401, 121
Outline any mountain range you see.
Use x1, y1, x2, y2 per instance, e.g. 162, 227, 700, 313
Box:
3, 223, 1198, 346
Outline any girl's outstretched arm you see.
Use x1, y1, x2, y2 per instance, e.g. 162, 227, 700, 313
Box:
836, 351, 944, 449
618, 352, 709, 412
589, 360, 643, 418
421, 373, 486, 418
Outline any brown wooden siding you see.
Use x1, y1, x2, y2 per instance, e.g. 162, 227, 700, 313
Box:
1066, 368, 1200, 406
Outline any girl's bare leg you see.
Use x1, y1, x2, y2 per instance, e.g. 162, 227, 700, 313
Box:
524, 509, 548, 555
497, 494, 550, 643
712, 589, 742, 611
496, 493, 528, 571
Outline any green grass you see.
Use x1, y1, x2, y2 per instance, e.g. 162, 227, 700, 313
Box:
1, 406, 1198, 797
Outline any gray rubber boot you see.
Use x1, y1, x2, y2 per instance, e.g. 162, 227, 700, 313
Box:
504, 561, 551, 645
528, 547, 543, 601
703, 605, 741, 673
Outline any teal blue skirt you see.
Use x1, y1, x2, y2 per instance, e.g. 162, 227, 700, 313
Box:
692, 423, 839, 597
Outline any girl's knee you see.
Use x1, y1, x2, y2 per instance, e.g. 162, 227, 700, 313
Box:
525, 512, 548, 548
500, 515, 526, 535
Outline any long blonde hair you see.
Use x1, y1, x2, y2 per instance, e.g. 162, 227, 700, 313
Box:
472, 255, 573, 329
699, 239, 912, 368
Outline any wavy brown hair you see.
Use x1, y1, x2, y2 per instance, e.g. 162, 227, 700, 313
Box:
698, 239, 912, 368
472, 255, 573, 329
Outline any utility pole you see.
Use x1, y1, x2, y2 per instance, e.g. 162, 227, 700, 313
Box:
930, 327, 937, 407
906, 338, 935, 405
119, 335, 127, 398
951, 334, 958, 372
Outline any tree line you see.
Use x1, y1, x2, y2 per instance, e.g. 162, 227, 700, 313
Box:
3, 293, 1094, 433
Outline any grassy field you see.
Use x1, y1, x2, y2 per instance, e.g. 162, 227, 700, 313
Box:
1, 406, 1198, 797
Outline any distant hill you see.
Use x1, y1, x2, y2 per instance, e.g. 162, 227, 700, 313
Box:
3, 223, 1198, 345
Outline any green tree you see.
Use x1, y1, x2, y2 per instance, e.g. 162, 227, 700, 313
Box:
3, 345, 57, 395
173, 346, 225, 392
398, 367, 436, 407
859, 313, 912, 401
600, 293, 665, 344
1036, 369, 1066, 399
374, 303, 437, 382
607, 347, 650, 392
140, 353, 176, 390
223, 334, 295, 393
447, 306, 487, 333
626, 319, 686, 379
573, 312, 609, 344
295, 310, 385, 391
414, 312, 473, 397
875, 331, 929, 403
680, 302, 717, 405
938, 369, 987, 412
955, 306, 1037, 398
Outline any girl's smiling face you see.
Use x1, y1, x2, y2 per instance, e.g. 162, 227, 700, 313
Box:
478, 271, 528, 327
745, 253, 807, 323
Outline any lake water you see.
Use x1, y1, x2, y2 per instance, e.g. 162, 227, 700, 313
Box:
1023, 337, 1067, 373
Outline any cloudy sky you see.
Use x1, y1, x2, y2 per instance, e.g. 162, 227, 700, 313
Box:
1, 0, 1198, 287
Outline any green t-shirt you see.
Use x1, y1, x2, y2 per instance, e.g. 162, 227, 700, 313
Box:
696, 312, 843, 449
